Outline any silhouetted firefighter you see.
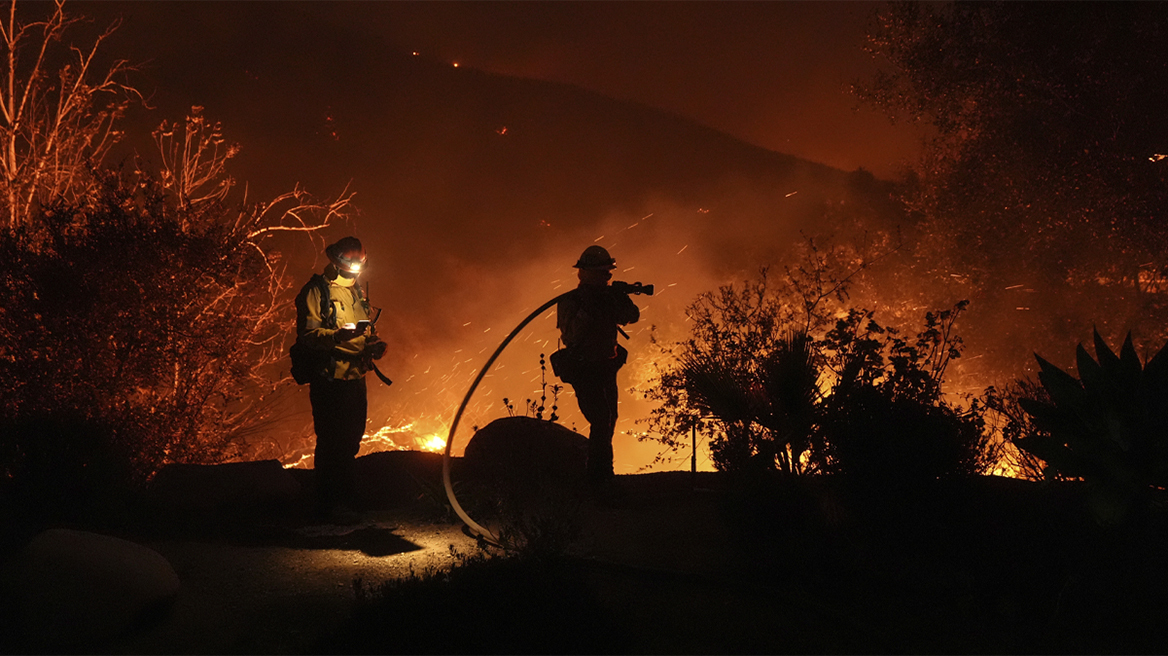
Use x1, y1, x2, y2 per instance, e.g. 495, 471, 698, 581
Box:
292, 237, 388, 524
553, 245, 648, 488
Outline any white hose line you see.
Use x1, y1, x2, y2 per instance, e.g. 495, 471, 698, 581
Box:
442, 293, 569, 545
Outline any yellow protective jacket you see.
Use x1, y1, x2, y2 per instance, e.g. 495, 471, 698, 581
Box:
295, 271, 375, 381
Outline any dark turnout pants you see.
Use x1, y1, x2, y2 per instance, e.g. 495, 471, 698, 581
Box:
571, 367, 620, 482
309, 377, 367, 509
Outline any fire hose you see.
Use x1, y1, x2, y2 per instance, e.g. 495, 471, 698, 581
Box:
441, 282, 653, 546
441, 292, 569, 546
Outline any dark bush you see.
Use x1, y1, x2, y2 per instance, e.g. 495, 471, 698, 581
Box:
822, 385, 987, 488
0, 411, 133, 524
818, 303, 991, 488
644, 257, 993, 483
0, 178, 243, 488
331, 550, 630, 654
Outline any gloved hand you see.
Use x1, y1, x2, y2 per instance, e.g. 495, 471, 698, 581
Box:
366, 335, 388, 360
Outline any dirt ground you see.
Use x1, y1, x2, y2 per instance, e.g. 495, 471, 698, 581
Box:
98, 462, 733, 655
19, 453, 1158, 654
106, 514, 479, 654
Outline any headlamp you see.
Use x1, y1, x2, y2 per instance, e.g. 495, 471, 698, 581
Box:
326, 237, 367, 274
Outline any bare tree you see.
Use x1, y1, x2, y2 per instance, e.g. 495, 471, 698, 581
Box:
149, 107, 351, 458
0, 0, 138, 233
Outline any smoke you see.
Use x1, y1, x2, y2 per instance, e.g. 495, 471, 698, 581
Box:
81, 2, 917, 471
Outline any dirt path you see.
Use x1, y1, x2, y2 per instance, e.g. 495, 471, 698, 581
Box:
103, 472, 733, 654
107, 514, 478, 654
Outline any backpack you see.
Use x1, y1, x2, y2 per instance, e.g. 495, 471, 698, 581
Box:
290, 274, 336, 385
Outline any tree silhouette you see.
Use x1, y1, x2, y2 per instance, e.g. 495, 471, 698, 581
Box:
857, 1, 1168, 375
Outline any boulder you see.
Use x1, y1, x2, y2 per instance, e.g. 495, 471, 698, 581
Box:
353, 450, 445, 509
147, 459, 302, 512
462, 416, 588, 497
6, 529, 180, 650
461, 417, 589, 553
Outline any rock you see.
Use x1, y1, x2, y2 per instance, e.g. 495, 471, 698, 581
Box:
462, 416, 588, 498
147, 459, 302, 512
6, 529, 180, 650
353, 450, 445, 509
461, 417, 589, 553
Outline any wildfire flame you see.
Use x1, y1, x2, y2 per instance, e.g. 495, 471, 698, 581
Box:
281, 421, 449, 469
360, 421, 449, 456
271, 202, 1050, 480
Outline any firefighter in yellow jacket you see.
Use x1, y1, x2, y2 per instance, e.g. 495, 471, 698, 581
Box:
295, 237, 387, 522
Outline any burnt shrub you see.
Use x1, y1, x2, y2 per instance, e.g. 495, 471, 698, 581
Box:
0, 181, 241, 502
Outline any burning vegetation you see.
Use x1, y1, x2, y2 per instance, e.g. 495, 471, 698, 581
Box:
2, 0, 1168, 532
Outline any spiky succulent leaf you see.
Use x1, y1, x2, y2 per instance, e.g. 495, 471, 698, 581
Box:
1034, 354, 1086, 408
1016, 397, 1090, 443
1119, 332, 1142, 380
1093, 329, 1123, 378
1143, 340, 1168, 389
1076, 343, 1105, 392
1019, 332, 1168, 522
1015, 432, 1085, 479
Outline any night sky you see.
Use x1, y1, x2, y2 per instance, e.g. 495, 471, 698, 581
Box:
67, 1, 925, 472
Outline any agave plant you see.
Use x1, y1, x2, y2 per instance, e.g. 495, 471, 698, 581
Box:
1017, 329, 1168, 522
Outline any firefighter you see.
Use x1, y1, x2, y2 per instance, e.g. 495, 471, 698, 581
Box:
295, 236, 387, 523
556, 245, 641, 487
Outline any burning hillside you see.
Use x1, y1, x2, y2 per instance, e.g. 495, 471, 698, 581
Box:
71, 2, 1164, 478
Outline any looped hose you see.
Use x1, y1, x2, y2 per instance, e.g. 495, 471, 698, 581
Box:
442, 293, 570, 545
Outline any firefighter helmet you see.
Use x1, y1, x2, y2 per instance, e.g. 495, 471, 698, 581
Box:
326, 237, 367, 274
573, 245, 616, 270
